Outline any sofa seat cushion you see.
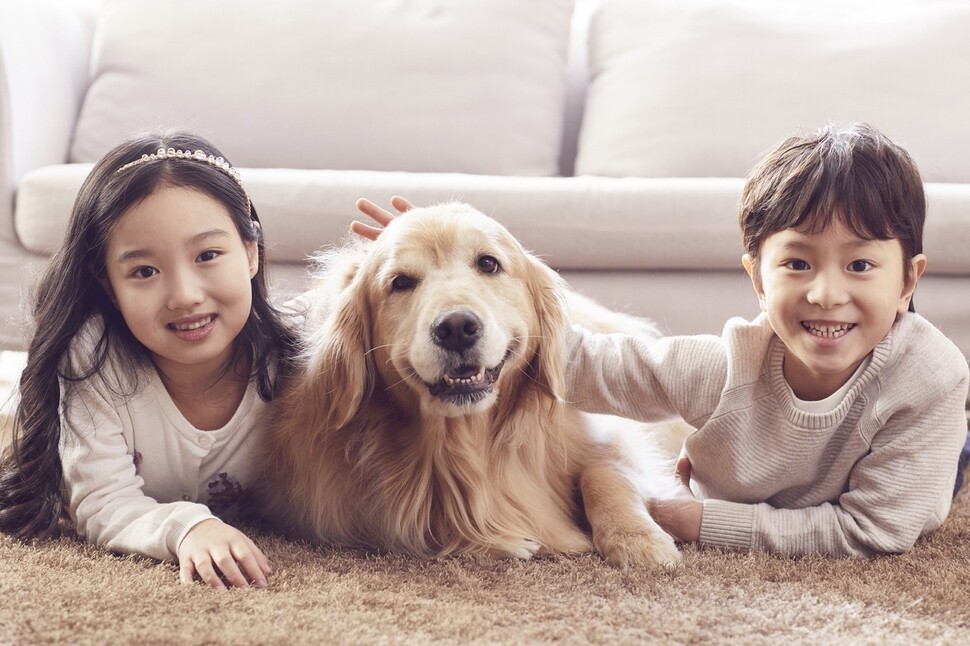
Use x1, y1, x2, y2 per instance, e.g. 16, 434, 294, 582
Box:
69, 0, 574, 176
16, 165, 744, 269
15, 165, 970, 276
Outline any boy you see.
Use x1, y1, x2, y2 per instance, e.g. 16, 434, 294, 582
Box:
566, 123, 970, 557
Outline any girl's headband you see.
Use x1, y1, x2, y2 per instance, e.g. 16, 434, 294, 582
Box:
115, 147, 252, 213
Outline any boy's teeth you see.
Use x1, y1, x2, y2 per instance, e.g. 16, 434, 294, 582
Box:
172, 316, 212, 331
805, 322, 853, 338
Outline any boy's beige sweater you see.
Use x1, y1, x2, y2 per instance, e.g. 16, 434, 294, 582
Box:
566, 312, 970, 557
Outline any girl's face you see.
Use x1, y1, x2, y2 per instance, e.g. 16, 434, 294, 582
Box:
102, 184, 258, 381
744, 219, 926, 400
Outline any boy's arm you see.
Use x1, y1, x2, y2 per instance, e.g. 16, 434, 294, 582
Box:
699, 374, 970, 557
565, 325, 727, 426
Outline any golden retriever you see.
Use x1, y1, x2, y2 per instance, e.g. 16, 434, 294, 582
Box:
265, 203, 685, 567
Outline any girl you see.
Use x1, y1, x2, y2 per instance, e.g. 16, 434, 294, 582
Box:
0, 130, 299, 588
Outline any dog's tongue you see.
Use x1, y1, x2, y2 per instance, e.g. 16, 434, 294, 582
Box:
447, 365, 481, 380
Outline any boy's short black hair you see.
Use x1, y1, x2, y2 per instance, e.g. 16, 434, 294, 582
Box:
739, 122, 925, 287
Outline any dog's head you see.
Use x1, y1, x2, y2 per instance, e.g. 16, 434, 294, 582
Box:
306, 203, 569, 425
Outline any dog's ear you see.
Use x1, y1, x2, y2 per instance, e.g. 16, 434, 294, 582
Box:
523, 253, 570, 402
297, 262, 376, 432
305, 241, 368, 326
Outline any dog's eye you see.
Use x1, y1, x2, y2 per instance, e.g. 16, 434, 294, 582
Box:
477, 255, 501, 275
390, 274, 417, 292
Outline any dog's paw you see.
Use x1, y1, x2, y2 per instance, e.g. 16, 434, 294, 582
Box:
594, 526, 681, 569
489, 538, 541, 560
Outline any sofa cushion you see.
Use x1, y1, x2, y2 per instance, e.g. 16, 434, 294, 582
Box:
17, 165, 970, 276
15, 165, 747, 270
70, 0, 574, 176
576, 0, 970, 183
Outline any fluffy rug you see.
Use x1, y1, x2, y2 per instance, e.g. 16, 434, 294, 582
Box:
3, 393, 970, 644
3, 484, 970, 644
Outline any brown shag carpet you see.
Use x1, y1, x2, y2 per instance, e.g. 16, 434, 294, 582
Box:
4, 400, 970, 644
2, 487, 970, 644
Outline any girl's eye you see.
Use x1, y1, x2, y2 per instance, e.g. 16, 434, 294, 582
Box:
198, 249, 220, 262
784, 259, 810, 271
131, 266, 158, 279
391, 274, 417, 292
848, 260, 873, 272
478, 255, 501, 274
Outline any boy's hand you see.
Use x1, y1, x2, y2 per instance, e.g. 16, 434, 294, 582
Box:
648, 496, 702, 543
177, 518, 272, 589
675, 454, 692, 488
647, 456, 702, 543
351, 195, 415, 239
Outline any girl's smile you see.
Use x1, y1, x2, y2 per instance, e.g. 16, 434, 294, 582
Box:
167, 313, 218, 341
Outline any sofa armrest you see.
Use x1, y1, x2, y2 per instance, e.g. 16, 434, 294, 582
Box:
0, 0, 95, 238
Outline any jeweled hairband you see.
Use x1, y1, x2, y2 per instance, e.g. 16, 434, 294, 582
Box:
115, 147, 252, 213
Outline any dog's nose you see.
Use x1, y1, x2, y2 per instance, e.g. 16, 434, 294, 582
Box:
432, 310, 483, 352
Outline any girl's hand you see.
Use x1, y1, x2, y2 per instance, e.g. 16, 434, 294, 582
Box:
351, 195, 415, 240
647, 457, 702, 543
177, 518, 272, 589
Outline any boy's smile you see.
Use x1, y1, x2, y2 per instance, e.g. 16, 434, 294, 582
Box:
802, 320, 855, 343
744, 220, 925, 401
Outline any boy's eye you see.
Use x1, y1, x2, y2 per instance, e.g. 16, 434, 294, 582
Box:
784, 259, 810, 271
848, 260, 873, 272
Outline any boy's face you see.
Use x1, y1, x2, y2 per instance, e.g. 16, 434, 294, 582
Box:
743, 219, 926, 401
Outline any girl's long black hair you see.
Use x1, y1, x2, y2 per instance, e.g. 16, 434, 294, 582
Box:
0, 129, 298, 540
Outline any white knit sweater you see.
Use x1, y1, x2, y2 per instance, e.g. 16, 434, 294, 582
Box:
58, 320, 270, 562
566, 312, 970, 557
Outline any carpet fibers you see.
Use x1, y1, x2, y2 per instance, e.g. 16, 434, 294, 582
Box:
3, 391, 969, 645
3, 488, 970, 645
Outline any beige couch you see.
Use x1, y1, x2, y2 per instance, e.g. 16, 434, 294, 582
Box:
2, 0, 969, 361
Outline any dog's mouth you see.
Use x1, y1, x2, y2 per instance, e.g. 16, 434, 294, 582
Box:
427, 361, 504, 404
425, 348, 512, 405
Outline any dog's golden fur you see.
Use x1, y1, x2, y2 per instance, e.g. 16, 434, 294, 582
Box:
266, 204, 684, 566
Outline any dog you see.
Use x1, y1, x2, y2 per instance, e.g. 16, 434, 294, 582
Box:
265, 203, 687, 567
